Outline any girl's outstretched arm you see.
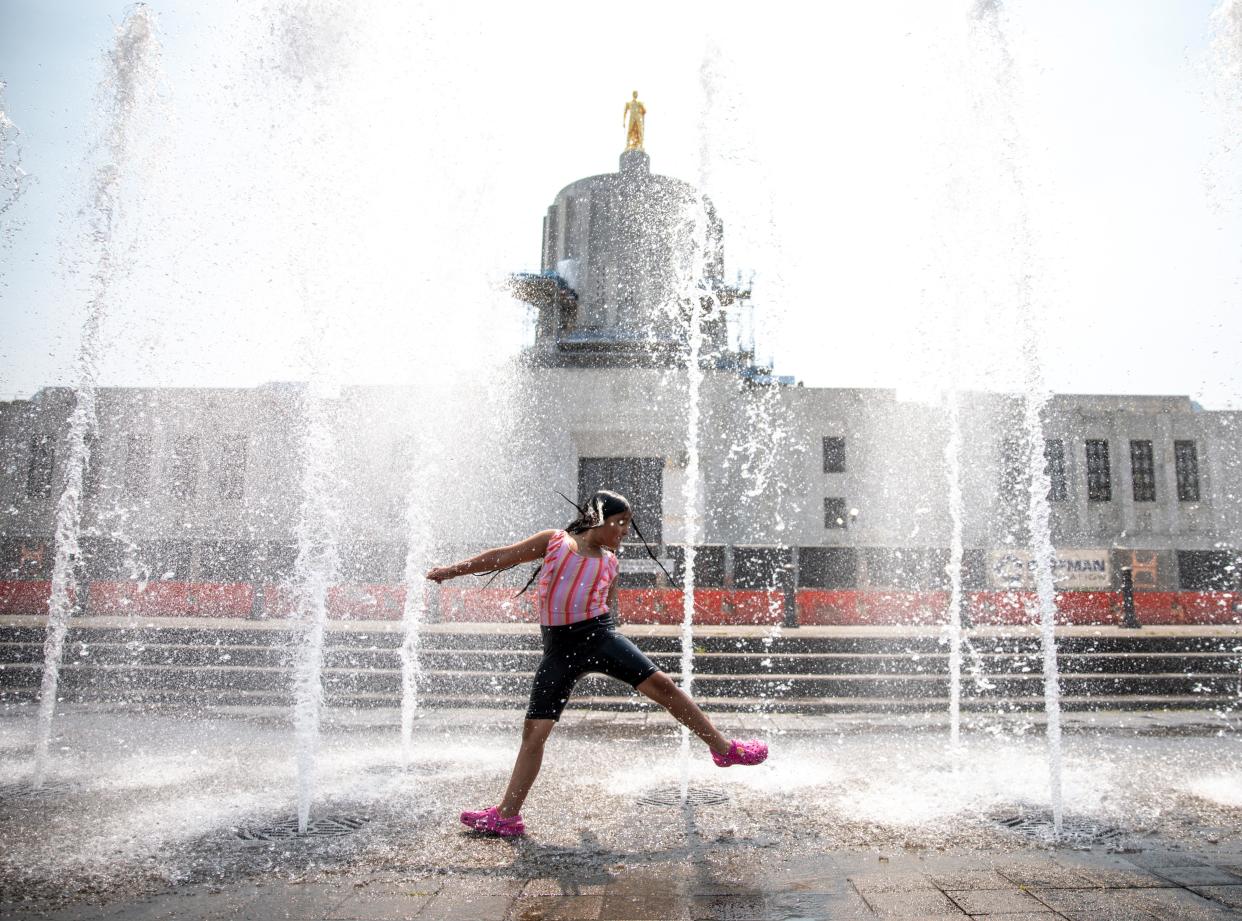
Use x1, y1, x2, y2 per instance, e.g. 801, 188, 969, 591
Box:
425, 530, 556, 583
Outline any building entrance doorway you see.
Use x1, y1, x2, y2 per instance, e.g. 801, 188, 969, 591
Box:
578, 457, 663, 545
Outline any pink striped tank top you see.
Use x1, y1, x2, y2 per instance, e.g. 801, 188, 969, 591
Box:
535, 530, 620, 626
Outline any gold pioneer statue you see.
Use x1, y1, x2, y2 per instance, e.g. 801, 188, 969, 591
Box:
623, 91, 646, 151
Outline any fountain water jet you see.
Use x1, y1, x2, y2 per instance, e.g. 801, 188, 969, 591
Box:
399, 555, 428, 767
289, 381, 342, 833
398, 442, 436, 769
943, 391, 965, 748
259, 0, 360, 833
677, 273, 706, 804
31, 5, 160, 788
1022, 377, 1064, 833
0, 82, 33, 254
967, 0, 1065, 835
1210, 1, 1242, 127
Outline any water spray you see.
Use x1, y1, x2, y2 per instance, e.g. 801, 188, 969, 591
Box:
968, 0, 1064, 836
32, 5, 160, 788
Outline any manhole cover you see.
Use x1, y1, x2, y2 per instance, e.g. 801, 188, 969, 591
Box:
0, 780, 75, 801
638, 786, 730, 807
993, 809, 1126, 845
235, 815, 369, 842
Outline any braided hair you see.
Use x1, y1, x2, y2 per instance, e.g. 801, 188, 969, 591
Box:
565, 489, 632, 534
513, 490, 633, 596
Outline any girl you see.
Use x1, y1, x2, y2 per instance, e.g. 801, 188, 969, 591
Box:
425, 489, 768, 837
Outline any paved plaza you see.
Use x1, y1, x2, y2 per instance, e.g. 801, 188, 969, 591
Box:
6, 839, 1242, 919
2, 706, 1241, 920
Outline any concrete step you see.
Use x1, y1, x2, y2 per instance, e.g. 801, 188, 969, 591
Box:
2, 661, 1239, 702
4, 621, 1240, 656
2, 641, 1239, 677
0, 682, 1236, 716
2, 620, 1238, 716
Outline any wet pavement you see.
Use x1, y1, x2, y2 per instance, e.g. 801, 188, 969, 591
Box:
1, 705, 1240, 919
6, 845, 1242, 919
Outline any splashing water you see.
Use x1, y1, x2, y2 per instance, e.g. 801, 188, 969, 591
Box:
670, 59, 716, 804
398, 446, 433, 768
289, 382, 342, 833
968, 0, 1064, 835
722, 383, 799, 520
1216, 0, 1242, 47
1023, 378, 1064, 834
669, 200, 714, 801
678, 286, 706, 803
1210, 0, 1242, 151
0, 82, 33, 255
32, 5, 161, 788
261, 0, 358, 834
943, 391, 965, 748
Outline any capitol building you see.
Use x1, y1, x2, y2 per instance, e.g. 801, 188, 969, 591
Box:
2, 144, 1240, 629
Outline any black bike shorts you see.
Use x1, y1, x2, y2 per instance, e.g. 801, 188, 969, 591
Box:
525, 614, 660, 721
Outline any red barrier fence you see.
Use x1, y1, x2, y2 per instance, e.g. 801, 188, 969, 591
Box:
0, 580, 54, 615
1, 580, 1238, 626
87, 581, 253, 618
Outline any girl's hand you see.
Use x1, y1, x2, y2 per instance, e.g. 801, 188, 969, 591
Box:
425, 566, 456, 583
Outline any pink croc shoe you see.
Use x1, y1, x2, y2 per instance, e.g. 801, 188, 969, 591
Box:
712, 739, 768, 767
459, 806, 525, 837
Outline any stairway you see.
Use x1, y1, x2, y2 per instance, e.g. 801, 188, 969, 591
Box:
1, 618, 1239, 715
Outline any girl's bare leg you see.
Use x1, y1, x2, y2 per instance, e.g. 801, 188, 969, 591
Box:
636, 672, 731, 754
497, 718, 555, 818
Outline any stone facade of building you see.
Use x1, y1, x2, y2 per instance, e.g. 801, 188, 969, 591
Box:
2, 150, 1239, 624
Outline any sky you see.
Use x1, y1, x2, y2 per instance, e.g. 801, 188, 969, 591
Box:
1, 0, 1240, 408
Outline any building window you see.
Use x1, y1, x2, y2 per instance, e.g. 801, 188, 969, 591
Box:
824, 497, 848, 529
578, 456, 663, 545
668, 545, 726, 587
125, 433, 152, 495
218, 434, 248, 501
1174, 440, 1200, 502
797, 547, 858, 588
170, 435, 200, 501
26, 436, 55, 499
1177, 550, 1238, 590
822, 436, 846, 473
1130, 440, 1156, 502
734, 547, 793, 590
1044, 438, 1067, 502
1085, 439, 1111, 502
998, 436, 1024, 499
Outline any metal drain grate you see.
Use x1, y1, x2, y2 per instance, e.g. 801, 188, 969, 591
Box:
993, 810, 1126, 845
638, 786, 730, 808
0, 780, 75, 801
235, 815, 369, 842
